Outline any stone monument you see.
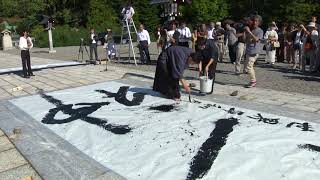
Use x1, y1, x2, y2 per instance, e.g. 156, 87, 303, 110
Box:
1, 29, 13, 50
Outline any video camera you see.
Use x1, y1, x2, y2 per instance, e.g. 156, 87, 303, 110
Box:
234, 11, 262, 32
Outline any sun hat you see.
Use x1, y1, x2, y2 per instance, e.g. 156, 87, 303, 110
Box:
308, 22, 316, 28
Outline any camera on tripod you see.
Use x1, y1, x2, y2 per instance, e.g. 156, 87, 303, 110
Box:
78, 38, 90, 62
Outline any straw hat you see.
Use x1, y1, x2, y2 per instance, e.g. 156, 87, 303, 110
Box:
307, 22, 316, 28
216, 22, 222, 26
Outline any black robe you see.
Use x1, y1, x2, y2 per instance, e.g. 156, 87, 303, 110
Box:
153, 46, 192, 99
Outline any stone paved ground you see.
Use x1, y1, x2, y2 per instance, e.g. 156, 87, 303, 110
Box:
0, 45, 320, 179
0, 58, 319, 114
4, 44, 319, 96
0, 52, 74, 70
0, 129, 42, 180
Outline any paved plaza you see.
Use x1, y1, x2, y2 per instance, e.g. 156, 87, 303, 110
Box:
0, 45, 319, 179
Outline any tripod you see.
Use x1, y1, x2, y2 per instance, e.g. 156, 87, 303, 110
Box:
78, 38, 90, 62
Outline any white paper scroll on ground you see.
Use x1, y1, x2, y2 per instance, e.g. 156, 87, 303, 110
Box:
10, 81, 320, 180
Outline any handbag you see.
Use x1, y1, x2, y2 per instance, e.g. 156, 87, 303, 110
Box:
273, 41, 280, 48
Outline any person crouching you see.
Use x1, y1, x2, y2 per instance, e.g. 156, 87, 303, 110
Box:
153, 46, 198, 100
196, 38, 219, 94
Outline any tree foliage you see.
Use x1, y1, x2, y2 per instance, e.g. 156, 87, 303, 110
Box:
133, 0, 161, 32
182, 0, 229, 24
87, 0, 119, 32
1, 0, 320, 35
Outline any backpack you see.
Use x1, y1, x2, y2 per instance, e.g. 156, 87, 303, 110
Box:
305, 35, 313, 50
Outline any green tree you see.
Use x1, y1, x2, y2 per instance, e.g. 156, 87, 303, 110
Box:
182, 0, 229, 23
0, 0, 19, 17
0, 0, 45, 18
132, 0, 161, 32
87, 0, 120, 32
279, 0, 320, 23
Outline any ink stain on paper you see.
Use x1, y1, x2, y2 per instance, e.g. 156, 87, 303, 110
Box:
149, 104, 176, 112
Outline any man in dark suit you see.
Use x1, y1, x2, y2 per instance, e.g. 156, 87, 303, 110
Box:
89, 28, 99, 64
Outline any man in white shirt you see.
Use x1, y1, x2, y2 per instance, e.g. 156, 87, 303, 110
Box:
137, 24, 151, 64
165, 21, 180, 49
178, 21, 191, 47
89, 29, 98, 64
19, 31, 34, 78
207, 22, 215, 40
121, 2, 135, 22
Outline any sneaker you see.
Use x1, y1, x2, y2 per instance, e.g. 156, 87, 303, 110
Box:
245, 81, 256, 88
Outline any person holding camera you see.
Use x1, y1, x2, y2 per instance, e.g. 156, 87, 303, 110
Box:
214, 22, 225, 63
19, 31, 34, 78
89, 28, 99, 64
291, 24, 306, 70
225, 23, 238, 64
234, 22, 247, 74
303, 22, 319, 72
244, 15, 264, 88
121, 2, 135, 22
104, 29, 116, 61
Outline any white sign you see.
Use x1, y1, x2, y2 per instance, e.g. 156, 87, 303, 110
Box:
10, 82, 320, 180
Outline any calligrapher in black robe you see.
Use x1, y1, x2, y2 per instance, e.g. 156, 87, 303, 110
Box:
153, 46, 195, 99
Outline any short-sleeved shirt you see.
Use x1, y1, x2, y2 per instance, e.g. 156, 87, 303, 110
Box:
200, 43, 219, 65
226, 27, 238, 45
246, 27, 264, 55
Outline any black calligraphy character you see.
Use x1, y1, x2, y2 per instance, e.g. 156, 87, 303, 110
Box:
186, 118, 239, 180
247, 113, 279, 124
40, 92, 131, 134
199, 104, 214, 109
96, 86, 145, 106
286, 122, 314, 132
224, 108, 245, 115
298, 144, 320, 152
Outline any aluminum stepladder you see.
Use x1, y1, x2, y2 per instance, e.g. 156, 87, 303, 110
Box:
118, 18, 138, 66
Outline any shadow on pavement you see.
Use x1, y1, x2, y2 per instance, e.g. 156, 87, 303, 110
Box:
32, 51, 50, 54
121, 72, 154, 80
283, 75, 320, 82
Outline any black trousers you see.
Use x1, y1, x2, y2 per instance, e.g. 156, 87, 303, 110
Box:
139, 41, 151, 63
228, 44, 237, 63
90, 43, 98, 61
178, 42, 189, 48
21, 50, 32, 76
